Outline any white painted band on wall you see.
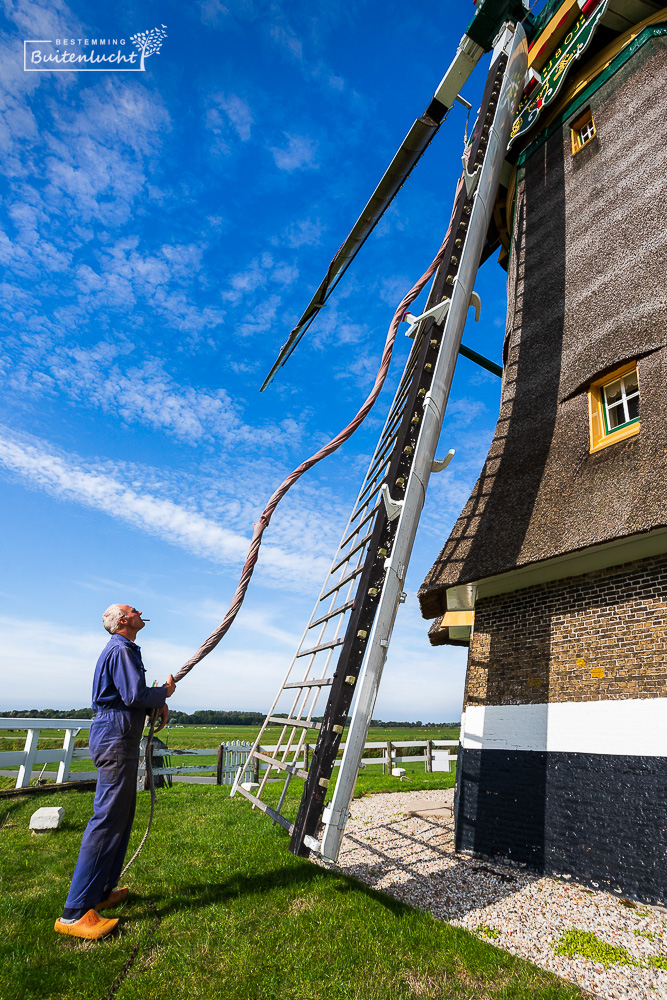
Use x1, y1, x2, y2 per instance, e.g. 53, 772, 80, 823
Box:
461, 699, 667, 756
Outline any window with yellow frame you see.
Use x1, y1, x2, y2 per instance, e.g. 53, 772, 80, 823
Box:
588, 362, 640, 453
571, 108, 596, 155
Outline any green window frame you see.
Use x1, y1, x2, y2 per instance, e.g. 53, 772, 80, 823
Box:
602, 370, 640, 433
588, 362, 640, 454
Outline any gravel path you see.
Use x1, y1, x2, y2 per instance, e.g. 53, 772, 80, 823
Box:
317, 789, 667, 1000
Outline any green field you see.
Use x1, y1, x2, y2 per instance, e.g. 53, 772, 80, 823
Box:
0, 782, 586, 1000
163, 722, 460, 744
0, 724, 460, 790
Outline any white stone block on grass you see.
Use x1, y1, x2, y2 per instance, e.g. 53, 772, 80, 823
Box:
391, 767, 406, 778
30, 806, 64, 831
240, 782, 260, 793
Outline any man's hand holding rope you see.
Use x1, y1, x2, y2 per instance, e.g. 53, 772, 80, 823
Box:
155, 673, 176, 732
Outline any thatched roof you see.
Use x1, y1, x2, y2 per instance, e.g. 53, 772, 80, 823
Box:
419, 35, 667, 621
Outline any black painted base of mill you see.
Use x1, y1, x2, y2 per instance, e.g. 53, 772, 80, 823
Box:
455, 747, 667, 906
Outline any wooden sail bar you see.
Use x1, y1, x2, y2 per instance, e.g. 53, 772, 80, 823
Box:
256, 4, 517, 391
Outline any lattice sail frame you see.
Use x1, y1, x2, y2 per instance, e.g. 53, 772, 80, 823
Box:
230, 323, 427, 828
232, 22, 528, 860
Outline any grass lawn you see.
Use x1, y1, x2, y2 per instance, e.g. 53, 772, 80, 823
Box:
1, 783, 587, 1000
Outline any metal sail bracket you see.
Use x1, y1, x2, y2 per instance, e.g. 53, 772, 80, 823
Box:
380, 484, 404, 522
403, 298, 451, 339
462, 152, 482, 197
454, 94, 473, 111
449, 276, 481, 321
432, 448, 455, 473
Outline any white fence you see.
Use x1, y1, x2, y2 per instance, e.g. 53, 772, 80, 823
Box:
0, 718, 94, 788
0, 719, 458, 789
145, 738, 459, 783
139, 741, 256, 787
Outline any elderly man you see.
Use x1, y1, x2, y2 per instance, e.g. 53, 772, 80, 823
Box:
54, 604, 175, 940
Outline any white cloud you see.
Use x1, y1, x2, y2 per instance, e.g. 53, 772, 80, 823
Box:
270, 133, 318, 172
0, 228, 224, 339
234, 292, 283, 339
222, 254, 270, 304
38, 81, 171, 226
77, 239, 224, 334
0, 223, 72, 278
0, 603, 466, 719
0, 585, 465, 717
443, 396, 488, 429
220, 252, 299, 333
195, 1, 352, 103
372, 597, 467, 722
276, 216, 324, 249
334, 351, 380, 389
326, 73, 344, 92
272, 262, 299, 285
207, 92, 254, 142
269, 24, 303, 62
7, 337, 307, 447
312, 302, 371, 359
0, 39, 41, 176
2, 0, 77, 38
378, 273, 414, 308
0, 73, 170, 232
266, 18, 351, 99
0, 614, 294, 714
0, 431, 331, 584
172, 598, 301, 649
199, 0, 230, 28
0, 616, 111, 709
418, 419, 497, 541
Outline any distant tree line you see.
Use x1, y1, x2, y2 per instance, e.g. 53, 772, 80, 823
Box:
0, 709, 459, 727
1, 708, 95, 719
0, 708, 266, 726
370, 719, 459, 728
169, 710, 267, 725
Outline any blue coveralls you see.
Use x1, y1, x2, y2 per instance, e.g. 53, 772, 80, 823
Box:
62, 635, 167, 919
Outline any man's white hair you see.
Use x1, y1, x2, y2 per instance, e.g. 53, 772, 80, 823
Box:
102, 604, 128, 635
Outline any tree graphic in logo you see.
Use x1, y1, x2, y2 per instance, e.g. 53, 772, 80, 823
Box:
130, 24, 167, 71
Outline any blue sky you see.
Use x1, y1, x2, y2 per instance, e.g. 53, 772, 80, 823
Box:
0, 0, 533, 719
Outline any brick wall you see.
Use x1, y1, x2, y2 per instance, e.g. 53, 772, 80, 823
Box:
464, 554, 667, 708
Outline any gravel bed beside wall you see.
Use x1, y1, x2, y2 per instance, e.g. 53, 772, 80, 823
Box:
316, 789, 667, 1000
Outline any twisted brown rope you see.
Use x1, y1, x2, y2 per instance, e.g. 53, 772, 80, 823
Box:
174, 174, 465, 684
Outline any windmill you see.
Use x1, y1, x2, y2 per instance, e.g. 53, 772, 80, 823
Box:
229, 0, 636, 867
417, 0, 667, 907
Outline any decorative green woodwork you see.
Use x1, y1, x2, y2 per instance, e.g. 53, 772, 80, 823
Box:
515, 24, 667, 167
509, 0, 610, 148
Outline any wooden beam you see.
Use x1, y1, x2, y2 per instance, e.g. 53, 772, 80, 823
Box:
528, 0, 582, 71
